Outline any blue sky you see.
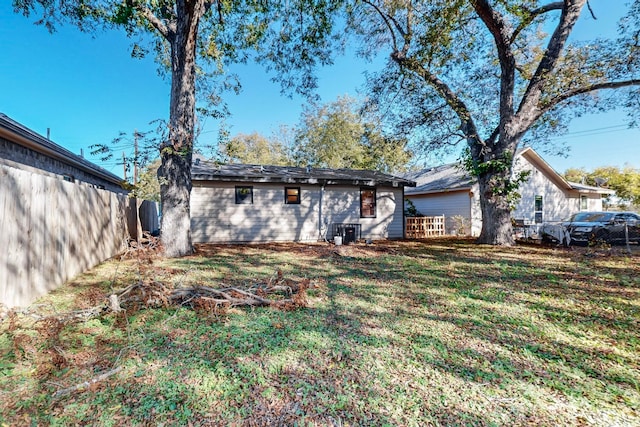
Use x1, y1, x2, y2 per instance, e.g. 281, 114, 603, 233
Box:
1, 1, 638, 178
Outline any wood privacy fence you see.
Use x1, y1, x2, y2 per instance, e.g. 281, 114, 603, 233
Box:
406, 216, 446, 238
0, 164, 132, 307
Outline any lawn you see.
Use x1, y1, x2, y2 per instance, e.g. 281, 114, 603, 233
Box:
1, 239, 639, 426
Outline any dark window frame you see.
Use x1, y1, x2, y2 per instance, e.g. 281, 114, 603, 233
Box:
235, 186, 254, 204
534, 195, 543, 223
284, 186, 301, 204
360, 187, 377, 218
580, 195, 588, 211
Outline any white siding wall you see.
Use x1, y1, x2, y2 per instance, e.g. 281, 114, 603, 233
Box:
581, 194, 604, 212
191, 181, 405, 243
470, 184, 482, 236
406, 153, 607, 239
512, 158, 575, 223
322, 186, 405, 240
406, 190, 476, 235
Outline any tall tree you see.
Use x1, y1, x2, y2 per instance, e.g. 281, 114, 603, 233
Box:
293, 95, 412, 171
12, 0, 288, 256
342, 0, 640, 245
219, 132, 291, 165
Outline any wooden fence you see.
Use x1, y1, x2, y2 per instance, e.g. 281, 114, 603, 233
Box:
0, 164, 131, 307
406, 216, 446, 238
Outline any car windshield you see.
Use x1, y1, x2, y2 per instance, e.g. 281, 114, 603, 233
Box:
570, 212, 615, 222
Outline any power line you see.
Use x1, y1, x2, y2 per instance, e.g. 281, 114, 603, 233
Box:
548, 124, 636, 141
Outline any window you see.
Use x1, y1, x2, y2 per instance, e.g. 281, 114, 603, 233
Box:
580, 195, 588, 211
285, 187, 301, 204
62, 174, 75, 183
235, 186, 253, 204
534, 195, 543, 223
360, 188, 376, 218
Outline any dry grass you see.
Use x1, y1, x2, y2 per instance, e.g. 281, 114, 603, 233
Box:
1, 238, 638, 426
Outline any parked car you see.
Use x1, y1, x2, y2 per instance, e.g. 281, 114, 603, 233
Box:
540, 211, 640, 246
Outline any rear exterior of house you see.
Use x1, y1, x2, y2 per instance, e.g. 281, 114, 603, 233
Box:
191, 163, 415, 243
404, 147, 613, 237
403, 163, 482, 236
511, 149, 610, 225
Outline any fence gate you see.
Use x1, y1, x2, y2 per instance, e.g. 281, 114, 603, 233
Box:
406, 216, 446, 238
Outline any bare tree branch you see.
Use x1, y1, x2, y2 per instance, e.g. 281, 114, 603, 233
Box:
362, 0, 406, 52
390, 54, 483, 148
133, 1, 173, 40
517, 0, 585, 120
471, 0, 517, 133
510, 2, 564, 44
536, 79, 640, 120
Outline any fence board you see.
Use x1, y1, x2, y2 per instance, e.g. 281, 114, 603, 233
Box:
0, 164, 130, 307
406, 216, 446, 238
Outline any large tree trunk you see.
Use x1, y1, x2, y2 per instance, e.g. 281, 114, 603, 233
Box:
476, 171, 515, 245
473, 132, 519, 245
158, 1, 202, 258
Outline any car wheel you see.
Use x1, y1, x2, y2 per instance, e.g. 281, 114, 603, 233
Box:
590, 230, 608, 246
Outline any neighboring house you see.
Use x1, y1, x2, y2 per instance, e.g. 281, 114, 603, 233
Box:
0, 113, 130, 307
403, 147, 614, 236
0, 113, 126, 193
190, 161, 416, 243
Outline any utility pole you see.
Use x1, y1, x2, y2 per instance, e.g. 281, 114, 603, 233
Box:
134, 130, 139, 186
122, 152, 127, 180
133, 130, 142, 245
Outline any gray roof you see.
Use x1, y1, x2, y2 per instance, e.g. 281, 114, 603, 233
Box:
566, 181, 615, 194
0, 113, 123, 185
192, 161, 416, 188
403, 150, 616, 196
403, 162, 474, 195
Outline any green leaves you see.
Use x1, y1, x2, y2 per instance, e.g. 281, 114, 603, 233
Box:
293, 95, 412, 171
565, 165, 640, 208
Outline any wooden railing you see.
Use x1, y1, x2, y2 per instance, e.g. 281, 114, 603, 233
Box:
406, 216, 446, 238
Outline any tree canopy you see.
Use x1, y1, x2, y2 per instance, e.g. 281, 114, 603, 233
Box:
565, 165, 640, 208
218, 132, 290, 165
337, 0, 640, 244
293, 95, 412, 172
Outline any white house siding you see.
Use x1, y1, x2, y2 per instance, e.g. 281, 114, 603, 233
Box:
191, 182, 406, 243
191, 182, 321, 243
406, 190, 476, 235
321, 186, 405, 240
512, 157, 575, 223
583, 194, 604, 211
470, 185, 482, 236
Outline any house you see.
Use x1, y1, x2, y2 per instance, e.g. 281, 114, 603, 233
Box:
190, 161, 416, 243
403, 147, 614, 236
0, 113, 130, 307
0, 113, 126, 193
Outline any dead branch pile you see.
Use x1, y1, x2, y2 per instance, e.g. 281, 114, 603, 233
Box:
50, 271, 310, 323
122, 232, 162, 258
